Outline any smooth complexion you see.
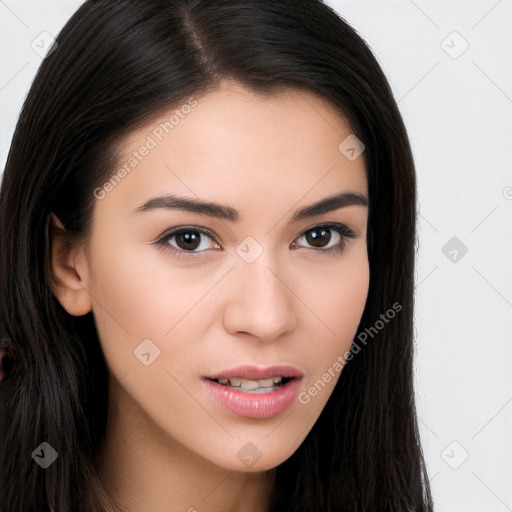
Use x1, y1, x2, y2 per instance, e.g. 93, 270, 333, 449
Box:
50, 81, 369, 512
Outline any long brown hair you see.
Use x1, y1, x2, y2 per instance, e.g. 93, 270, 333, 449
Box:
0, 1, 433, 510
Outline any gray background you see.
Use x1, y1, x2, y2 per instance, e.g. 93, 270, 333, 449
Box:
1, 1, 511, 510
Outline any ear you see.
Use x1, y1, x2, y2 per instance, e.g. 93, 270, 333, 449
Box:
47, 213, 92, 316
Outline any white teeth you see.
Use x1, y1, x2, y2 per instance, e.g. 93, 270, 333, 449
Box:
215, 376, 286, 391
241, 379, 261, 391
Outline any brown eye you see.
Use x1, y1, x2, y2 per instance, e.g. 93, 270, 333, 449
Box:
294, 223, 355, 254
156, 226, 220, 259
305, 227, 332, 248
174, 230, 203, 251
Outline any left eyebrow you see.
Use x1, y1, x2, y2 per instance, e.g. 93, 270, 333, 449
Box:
132, 191, 368, 222
290, 191, 368, 222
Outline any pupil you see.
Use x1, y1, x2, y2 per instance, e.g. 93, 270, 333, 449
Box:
306, 228, 330, 247
177, 231, 201, 250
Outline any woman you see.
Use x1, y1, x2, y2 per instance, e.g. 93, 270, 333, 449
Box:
0, 0, 433, 510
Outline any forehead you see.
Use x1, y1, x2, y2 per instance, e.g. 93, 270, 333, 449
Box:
104, 82, 367, 220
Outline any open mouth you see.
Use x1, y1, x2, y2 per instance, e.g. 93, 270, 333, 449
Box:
203, 366, 303, 418
206, 376, 293, 393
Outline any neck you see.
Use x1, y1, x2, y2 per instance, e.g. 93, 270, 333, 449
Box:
97, 378, 276, 512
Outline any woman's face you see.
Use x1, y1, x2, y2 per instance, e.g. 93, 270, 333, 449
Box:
58, 82, 369, 471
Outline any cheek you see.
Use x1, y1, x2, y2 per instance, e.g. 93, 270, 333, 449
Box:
85, 240, 225, 380
86, 241, 204, 337
296, 249, 369, 388
299, 248, 369, 343
83, 240, 172, 378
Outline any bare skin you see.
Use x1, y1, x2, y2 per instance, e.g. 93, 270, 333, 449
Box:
50, 81, 369, 511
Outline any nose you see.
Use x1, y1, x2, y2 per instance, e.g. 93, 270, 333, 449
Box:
221, 250, 298, 342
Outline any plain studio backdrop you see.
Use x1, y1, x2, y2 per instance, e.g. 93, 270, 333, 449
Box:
1, 1, 511, 510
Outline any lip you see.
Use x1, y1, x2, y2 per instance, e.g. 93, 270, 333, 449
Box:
206, 364, 304, 380
204, 364, 304, 419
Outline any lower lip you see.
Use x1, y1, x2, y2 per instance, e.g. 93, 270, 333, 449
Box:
204, 378, 302, 419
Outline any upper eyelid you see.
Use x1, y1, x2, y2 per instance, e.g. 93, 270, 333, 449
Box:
157, 225, 216, 243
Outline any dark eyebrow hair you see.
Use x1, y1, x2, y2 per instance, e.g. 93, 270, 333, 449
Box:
133, 191, 368, 222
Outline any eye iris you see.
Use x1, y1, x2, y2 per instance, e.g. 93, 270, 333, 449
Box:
176, 231, 201, 250
306, 228, 331, 248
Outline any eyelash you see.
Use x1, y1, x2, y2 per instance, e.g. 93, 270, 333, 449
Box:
153, 222, 356, 261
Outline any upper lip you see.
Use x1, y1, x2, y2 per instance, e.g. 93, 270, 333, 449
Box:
205, 364, 304, 380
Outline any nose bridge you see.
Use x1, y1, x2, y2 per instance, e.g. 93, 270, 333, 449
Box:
222, 240, 297, 340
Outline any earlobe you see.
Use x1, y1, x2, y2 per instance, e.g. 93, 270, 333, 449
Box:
47, 213, 92, 316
